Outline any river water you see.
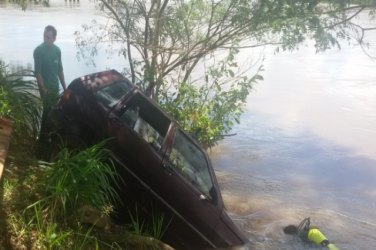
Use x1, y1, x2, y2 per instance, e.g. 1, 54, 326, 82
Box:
1, 1, 376, 249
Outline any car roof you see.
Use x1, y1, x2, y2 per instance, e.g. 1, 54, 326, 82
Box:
69, 70, 206, 151
71, 69, 130, 92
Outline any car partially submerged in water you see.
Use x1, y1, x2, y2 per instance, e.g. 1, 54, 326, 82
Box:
46, 70, 249, 249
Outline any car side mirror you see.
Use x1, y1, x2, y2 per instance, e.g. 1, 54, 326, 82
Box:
209, 186, 218, 204
192, 128, 202, 141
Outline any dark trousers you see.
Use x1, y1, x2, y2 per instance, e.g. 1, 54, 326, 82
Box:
37, 92, 59, 158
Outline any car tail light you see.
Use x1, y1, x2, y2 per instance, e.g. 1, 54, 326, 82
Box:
58, 89, 72, 108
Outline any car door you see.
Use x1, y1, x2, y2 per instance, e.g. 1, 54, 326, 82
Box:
160, 127, 224, 248
107, 91, 223, 248
107, 91, 170, 191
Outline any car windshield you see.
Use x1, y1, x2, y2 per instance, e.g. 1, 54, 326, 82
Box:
95, 80, 133, 108
169, 129, 214, 198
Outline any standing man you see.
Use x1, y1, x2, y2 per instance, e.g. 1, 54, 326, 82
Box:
34, 25, 66, 104
34, 25, 66, 153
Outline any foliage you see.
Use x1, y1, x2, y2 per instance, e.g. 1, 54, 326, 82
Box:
0, 60, 42, 146
161, 53, 264, 147
0, 164, 101, 250
25, 141, 123, 248
30, 141, 123, 219
30, 204, 73, 249
148, 210, 171, 241
1, 138, 171, 249
128, 205, 171, 241
75, 0, 376, 147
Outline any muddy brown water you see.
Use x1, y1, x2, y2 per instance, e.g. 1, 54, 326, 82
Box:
1, 1, 376, 249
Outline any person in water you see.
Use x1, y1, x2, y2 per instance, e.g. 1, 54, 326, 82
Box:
283, 217, 339, 250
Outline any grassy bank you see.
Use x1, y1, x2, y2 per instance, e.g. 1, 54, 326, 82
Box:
0, 134, 173, 250
0, 62, 172, 249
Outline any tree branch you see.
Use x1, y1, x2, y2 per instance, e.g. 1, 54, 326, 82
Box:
99, 0, 136, 82
324, 6, 365, 29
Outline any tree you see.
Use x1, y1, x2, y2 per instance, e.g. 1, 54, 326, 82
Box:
75, 0, 376, 147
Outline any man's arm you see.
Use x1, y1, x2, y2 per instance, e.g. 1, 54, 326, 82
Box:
57, 47, 66, 91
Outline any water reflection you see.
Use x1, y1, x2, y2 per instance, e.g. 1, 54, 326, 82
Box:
245, 44, 376, 161
211, 110, 376, 249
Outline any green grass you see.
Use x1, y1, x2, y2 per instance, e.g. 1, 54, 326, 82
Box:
31, 141, 122, 218
1, 141, 173, 249
0, 145, 114, 249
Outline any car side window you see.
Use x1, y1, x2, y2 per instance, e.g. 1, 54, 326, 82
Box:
119, 94, 169, 153
120, 107, 139, 129
169, 129, 213, 198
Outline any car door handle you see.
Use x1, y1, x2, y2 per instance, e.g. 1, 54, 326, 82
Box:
199, 194, 207, 201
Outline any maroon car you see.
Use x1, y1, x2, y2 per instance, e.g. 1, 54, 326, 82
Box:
46, 70, 250, 249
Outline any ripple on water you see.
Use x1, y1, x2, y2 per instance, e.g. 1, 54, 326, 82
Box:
216, 170, 376, 250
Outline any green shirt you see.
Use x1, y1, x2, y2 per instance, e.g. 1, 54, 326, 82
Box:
33, 43, 63, 94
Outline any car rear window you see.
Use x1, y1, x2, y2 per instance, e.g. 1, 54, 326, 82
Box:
95, 80, 133, 108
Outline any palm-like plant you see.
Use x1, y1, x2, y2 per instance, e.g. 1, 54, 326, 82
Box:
34, 140, 123, 220
0, 60, 42, 151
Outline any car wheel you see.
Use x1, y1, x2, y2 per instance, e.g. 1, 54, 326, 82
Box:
48, 133, 87, 161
